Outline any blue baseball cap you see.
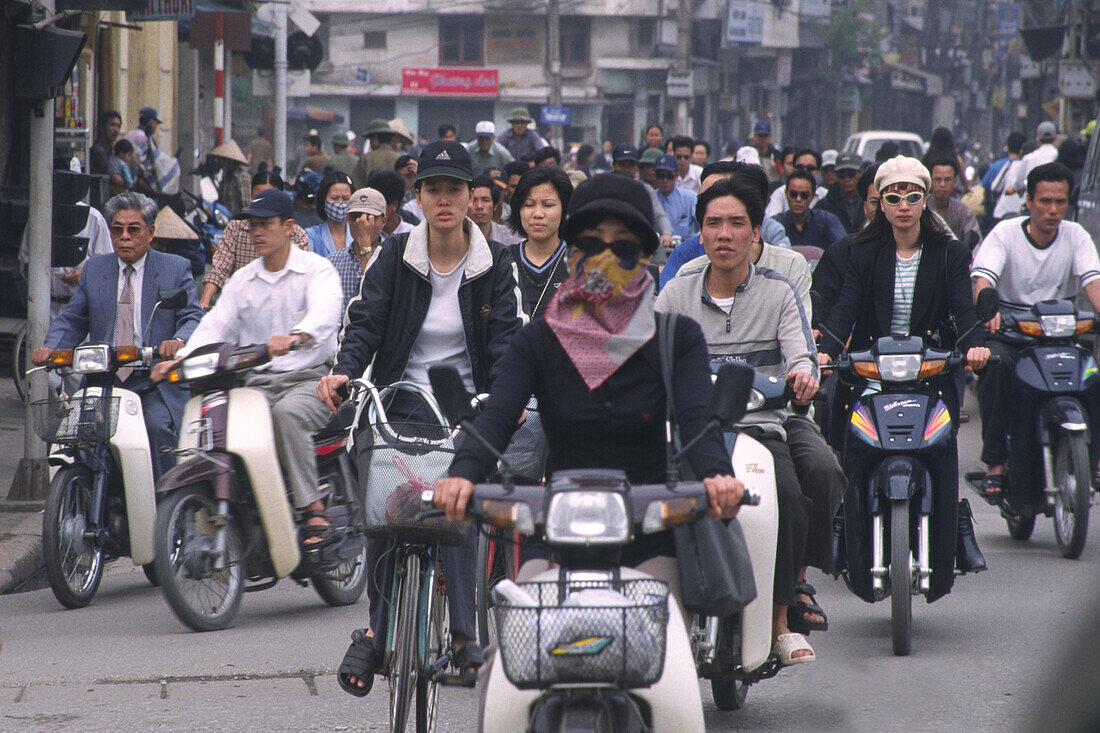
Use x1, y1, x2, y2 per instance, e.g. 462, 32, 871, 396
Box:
654, 153, 677, 173
139, 106, 161, 123
236, 188, 295, 220
753, 120, 771, 135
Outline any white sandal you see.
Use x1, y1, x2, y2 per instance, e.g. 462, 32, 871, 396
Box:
773, 632, 816, 666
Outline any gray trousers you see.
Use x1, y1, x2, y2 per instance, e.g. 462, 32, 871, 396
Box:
244, 365, 331, 508
785, 414, 847, 574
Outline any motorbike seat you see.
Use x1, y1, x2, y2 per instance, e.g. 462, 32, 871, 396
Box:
313, 400, 357, 449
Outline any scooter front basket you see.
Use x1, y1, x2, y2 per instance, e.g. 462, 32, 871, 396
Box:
495, 578, 670, 689
30, 395, 120, 446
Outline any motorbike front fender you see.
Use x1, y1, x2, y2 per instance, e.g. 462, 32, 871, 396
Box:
873, 455, 928, 502
1038, 396, 1091, 443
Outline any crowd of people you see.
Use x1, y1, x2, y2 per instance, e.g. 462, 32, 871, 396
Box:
47, 110, 1100, 697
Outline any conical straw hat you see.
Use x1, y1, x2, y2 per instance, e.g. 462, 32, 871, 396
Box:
153, 205, 198, 241
209, 138, 249, 166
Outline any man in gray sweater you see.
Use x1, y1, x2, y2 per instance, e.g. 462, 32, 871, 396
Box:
656, 175, 824, 664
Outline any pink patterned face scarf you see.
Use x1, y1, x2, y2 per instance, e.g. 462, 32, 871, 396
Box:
544, 246, 656, 390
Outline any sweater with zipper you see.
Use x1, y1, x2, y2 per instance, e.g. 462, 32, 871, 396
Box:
654, 263, 817, 438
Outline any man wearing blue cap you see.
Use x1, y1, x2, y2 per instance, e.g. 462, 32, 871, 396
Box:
124, 107, 163, 189
751, 120, 782, 185
155, 188, 344, 543
654, 153, 698, 238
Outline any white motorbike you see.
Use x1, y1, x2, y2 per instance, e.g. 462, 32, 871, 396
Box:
151, 341, 369, 631
424, 362, 759, 732
29, 288, 190, 608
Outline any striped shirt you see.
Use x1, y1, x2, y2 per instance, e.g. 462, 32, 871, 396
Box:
891, 249, 922, 336
327, 246, 366, 317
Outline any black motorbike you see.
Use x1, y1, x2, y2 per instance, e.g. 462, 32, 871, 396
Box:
965, 297, 1100, 559
829, 289, 999, 656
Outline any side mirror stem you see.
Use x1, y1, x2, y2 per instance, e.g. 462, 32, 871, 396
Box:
669, 417, 722, 470
142, 302, 163, 346
458, 418, 515, 493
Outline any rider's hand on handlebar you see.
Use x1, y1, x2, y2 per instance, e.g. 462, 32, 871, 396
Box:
150, 359, 180, 383
31, 347, 52, 367
986, 312, 1002, 333
966, 346, 991, 371
158, 338, 185, 359
704, 475, 744, 519
267, 334, 300, 358
787, 370, 819, 404
316, 373, 350, 413
816, 351, 833, 376
434, 476, 476, 521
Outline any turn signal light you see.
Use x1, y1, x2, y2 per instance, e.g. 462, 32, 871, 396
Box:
642, 496, 703, 533
49, 349, 73, 366
851, 360, 881, 380
918, 359, 947, 378
1076, 319, 1094, 335
166, 369, 182, 383
115, 346, 140, 363
480, 499, 536, 535
1017, 320, 1042, 336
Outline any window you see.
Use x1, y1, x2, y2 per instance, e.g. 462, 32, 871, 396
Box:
363, 31, 386, 50
636, 18, 656, 50
487, 18, 542, 63
440, 17, 484, 65
560, 16, 590, 66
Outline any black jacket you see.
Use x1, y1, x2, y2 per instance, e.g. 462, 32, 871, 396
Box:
332, 221, 528, 390
816, 187, 865, 234
811, 236, 852, 327
508, 242, 569, 319
821, 234, 985, 358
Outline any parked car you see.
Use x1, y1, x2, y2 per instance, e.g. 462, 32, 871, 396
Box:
843, 131, 926, 163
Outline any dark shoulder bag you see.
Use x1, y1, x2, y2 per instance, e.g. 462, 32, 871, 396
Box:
656, 312, 757, 618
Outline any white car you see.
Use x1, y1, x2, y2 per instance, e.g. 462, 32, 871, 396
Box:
843, 130, 926, 163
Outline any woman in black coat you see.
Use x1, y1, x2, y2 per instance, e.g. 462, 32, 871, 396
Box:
818, 156, 991, 602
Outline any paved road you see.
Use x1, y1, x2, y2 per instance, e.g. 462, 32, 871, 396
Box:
1, 389, 1098, 732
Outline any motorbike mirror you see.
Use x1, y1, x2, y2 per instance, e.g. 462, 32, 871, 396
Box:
157, 287, 188, 310
428, 365, 475, 425
975, 287, 999, 323
712, 362, 754, 427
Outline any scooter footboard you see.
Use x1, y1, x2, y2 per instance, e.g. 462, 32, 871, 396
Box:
731, 432, 779, 673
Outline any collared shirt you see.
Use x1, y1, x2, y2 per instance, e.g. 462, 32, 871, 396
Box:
1014, 143, 1058, 191
327, 245, 367, 315
202, 217, 310, 289
181, 245, 343, 372
117, 253, 147, 344
498, 128, 548, 159
466, 140, 515, 173
306, 221, 353, 257
771, 208, 847, 250
656, 186, 698, 238
677, 164, 702, 193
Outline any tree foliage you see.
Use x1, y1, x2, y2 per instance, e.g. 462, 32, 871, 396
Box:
823, 0, 885, 71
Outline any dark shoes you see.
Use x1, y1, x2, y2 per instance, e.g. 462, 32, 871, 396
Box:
956, 499, 987, 573
338, 628, 383, 697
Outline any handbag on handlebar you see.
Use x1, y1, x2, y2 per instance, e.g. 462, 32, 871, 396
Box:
657, 312, 757, 618
358, 381, 471, 546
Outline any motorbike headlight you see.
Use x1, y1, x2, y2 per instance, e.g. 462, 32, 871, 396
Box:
877, 354, 922, 382
72, 345, 111, 374
745, 389, 765, 412
1040, 314, 1077, 337
545, 491, 631, 546
169, 352, 220, 382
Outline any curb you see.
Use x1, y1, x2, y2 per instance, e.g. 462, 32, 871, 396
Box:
0, 512, 45, 594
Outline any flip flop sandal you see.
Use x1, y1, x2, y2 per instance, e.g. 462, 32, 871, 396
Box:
300, 508, 337, 549
978, 474, 1005, 501
338, 628, 382, 697
773, 633, 815, 666
787, 580, 829, 634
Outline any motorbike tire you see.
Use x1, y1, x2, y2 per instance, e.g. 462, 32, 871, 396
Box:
890, 500, 912, 657
312, 543, 369, 606
389, 552, 420, 733
43, 465, 104, 608
1053, 432, 1092, 559
416, 562, 446, 733
12, 321, 27, 404
712, 677, 749, 711
1005, 512, 1036, 541
142, 563, 160, 587
153, 486, 244, 632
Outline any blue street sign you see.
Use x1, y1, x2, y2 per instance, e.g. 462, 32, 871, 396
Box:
540, 105, 571, 126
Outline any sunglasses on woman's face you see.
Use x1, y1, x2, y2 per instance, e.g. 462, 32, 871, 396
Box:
881, 191, 925, 206
573, 236, 644, 260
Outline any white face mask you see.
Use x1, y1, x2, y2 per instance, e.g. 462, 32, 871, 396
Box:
324, 200, 348, 223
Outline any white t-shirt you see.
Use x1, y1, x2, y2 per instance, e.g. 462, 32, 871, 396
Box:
1012, 143, 1058, 191
972, 216, 1100, 310
678, 164, 702, 193
403, 253, 475, 391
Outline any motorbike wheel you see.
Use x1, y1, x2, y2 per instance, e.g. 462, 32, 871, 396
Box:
1005, 512, 1036, 541
142, 563, 160, 587
389, 552, 420, 733
476, 528, 514, 647
889, 500, 912, 657
313, 543, 369, 606
416, 563, 447, 733
1052, 433, 1092, 559
712, 677, 749, 711
153, 486, 244, 632
42, 465, 104, 608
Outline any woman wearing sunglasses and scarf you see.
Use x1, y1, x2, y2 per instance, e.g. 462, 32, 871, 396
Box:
816, 156, 991, 603
432, 174, 744, 633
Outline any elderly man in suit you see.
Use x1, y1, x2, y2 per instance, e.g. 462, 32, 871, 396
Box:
33, 192, 204, 477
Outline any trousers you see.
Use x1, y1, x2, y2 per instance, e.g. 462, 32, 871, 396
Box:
785, 414, 847, 573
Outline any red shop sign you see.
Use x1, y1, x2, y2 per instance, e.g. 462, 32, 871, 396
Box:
401, 68, 500, 96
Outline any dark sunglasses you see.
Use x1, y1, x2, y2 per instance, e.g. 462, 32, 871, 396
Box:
572, 236, 644, 260
655, 172, 676, 180
882, 191, 925, 206
795, 164, 818, 172
109, 224, 147, 236
787, 190, 813, 201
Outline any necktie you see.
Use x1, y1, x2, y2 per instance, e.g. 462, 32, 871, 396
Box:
116, 265, 135, 381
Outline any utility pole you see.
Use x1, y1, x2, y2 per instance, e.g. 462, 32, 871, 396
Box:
13, 0, 55, 500
547, 0, 563, 151
675, 0, 691, 136
274, 0, 288, 171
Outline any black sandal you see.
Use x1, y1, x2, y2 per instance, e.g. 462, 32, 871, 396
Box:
788, 581, 829, 634
338, 628, 382, 697
300, 508, 336, 548
978, 474, 1006, 502
452, 641, 484, 678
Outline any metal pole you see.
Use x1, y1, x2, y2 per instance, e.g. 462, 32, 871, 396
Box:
213, 11, 225, 145
547, 0, 563, 151
13, 9, 56, 501
274, 0, 288, 172
675, 0, 691, 136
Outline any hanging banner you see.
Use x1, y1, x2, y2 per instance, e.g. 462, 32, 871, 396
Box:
725, 0, 765, 45
401, 68, 499, 96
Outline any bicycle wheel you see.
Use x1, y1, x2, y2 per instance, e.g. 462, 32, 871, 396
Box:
476, 528, 515, 647
890, 500, 912, 657
12, 321, 27, 403
1053, 432, 1091, 559
389, 552, 420, 733
416, 559, 446, 733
